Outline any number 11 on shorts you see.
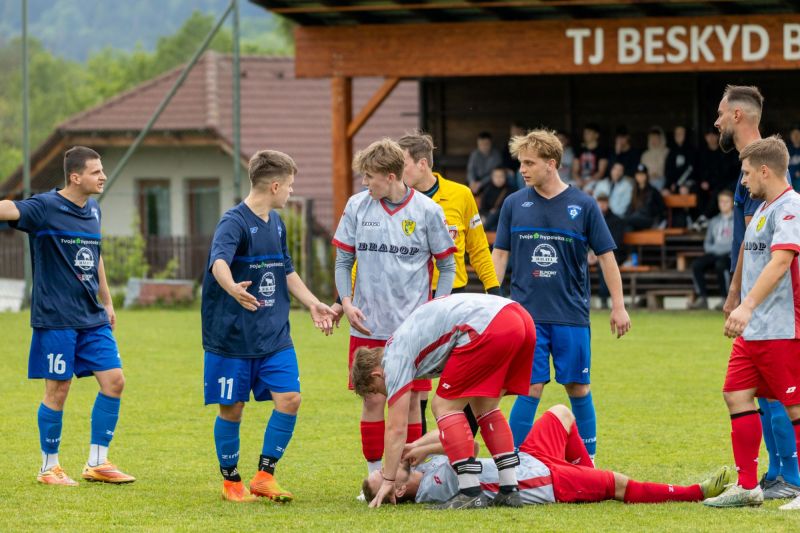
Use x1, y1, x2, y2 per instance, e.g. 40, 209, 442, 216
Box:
218, 377, 233, 400
47, 353, 65, 375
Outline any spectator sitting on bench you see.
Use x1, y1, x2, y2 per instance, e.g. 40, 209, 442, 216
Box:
480, 167, 514, 232
689, 189, 734, 310
624, 163, 666, 231
589, 193, 627, 309
594, 161, 633, 218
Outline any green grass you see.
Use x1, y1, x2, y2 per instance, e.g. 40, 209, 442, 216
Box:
1, 309, 799, 531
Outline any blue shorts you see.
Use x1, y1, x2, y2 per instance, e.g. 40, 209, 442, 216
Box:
28, 325, 121, 380
531, 323, 591, 385
203, 347, 300, 405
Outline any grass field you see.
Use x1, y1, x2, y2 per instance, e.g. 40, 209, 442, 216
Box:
1, 309, 799, 531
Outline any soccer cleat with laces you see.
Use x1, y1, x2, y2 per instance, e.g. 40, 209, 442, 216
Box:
222, 480, 258, 503
699, 466, 736, 499
491, 490, 523, 508
702, 483, 763, 508
37, 465, 78, 486
81, 461, 136, 484
249, 471, 293, 502
763, 476, 800, 500
429, 492, 490, 510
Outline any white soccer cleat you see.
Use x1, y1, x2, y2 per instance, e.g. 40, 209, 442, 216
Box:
779, 494, 800, 510
702, 483, 763, 508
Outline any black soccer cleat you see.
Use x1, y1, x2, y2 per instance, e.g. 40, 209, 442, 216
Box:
491, 489, 523, 508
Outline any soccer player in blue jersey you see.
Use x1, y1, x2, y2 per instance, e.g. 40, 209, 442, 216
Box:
715, 85, 800, 499
491, 129, 631, 462
0, 146, 134, 486
202, 149, 335, 503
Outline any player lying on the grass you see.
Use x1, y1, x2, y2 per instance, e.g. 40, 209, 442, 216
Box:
704, 136, 800, 510
362, 405, 734, 506
0, 146, 134, 486
201, 150, 335, 503
351, 293, 536, 509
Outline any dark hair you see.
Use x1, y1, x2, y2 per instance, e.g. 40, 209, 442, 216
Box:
723, 85, 764, 115
248, 150, 298, 188
63, 146, 100, 186
584, 123, 601, 134
477, 131, 493, 140
718, 189, 734, 200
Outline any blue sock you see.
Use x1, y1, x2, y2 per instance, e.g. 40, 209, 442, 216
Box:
769, 400, 800, 486
509, 396, 540, 449
214, 417, 241, 481
758, 397, 780, 481
38, 403, 63, 454
569, 393, 597, 458
262, 410, 297, 462
90, 393, 120, 446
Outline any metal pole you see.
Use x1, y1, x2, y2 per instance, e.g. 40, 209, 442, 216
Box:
21, 0, 32, 306
100, 0, 235, 201
232, 0, 242, 203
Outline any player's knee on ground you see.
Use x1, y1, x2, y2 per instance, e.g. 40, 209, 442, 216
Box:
44, 379, 72, 409
274, 392, 301, 415
564, 382, 590, 397
613, 472, 629, 501
528, 382, 545, 398
362, 392, 386, 419
219, 402, 245, 422
548, 404, 575, 431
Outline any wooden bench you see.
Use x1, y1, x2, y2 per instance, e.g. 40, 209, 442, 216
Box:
676, 250, 705, 272
623, 229, 666, 269
645, 288, 694, 310
664, 193, 697, 228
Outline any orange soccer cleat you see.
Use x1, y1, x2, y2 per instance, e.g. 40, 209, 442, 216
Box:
81, 461, 136, 484
37, 465, 79, 486
222, 480, 258, 503
249, 471, 294, 502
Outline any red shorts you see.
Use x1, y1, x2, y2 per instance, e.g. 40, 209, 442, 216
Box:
723, 337, 800, 405
436, 303, 535, 400
520, 411, 615, 503
348, 336, 431, 392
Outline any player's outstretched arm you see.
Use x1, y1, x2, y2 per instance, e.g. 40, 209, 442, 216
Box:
286, 272, 334, 336
0, 200, 20, 221
724, 249, 795, 338
211, 259, 258, 311
370, 389, 411, 508
97, 256, 116, 330
597, 251, 631, 338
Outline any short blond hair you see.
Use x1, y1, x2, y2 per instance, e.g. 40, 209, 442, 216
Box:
509, 129, 563, 167
397, 131, 435, 167
248, 150, 297, 188
353, 138, 405, 179
350, 346, 384, 397
739, 135, 789, 177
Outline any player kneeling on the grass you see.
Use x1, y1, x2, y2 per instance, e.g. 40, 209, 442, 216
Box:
351, 293, 535, 509
202, 150, 334, 503
0, 146, 133, 486
362, 405, 735, 506
703, 137, 800, 510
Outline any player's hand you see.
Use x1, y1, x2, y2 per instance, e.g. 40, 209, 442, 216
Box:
229, 281, 258, 311
343, 303, 372, 336
310, 302, 335, 336
105, 303, 116, 330
724, 304, 752, 338
331, 302, 344, 328
609, 306, 631, 338
722, 290, 740, 319
369, 479, 396, 508
402, 445, 427, 466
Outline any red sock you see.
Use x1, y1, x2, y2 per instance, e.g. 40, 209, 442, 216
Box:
565, 421, 594, 467
730, 411, 762, 489
623, 480, 703, 503
437, 412, 475, 464
407, 422, 423, 444
476, 408, 514, 457
360, 420, 384, 462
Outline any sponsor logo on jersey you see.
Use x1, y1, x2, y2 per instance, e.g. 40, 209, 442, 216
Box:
756, 216, 766, 232
469, 213, 482, 228
743, 241, 767, 251
74, 247, 95, 271
521, 201, 534, 207
362, 221, 381, 227
250, 226, 258, 234
531, 243, 558, 266
259, 272, 276, 297
448, 225, 458, 240
567, 204, 582, 219
528, 232, 573, 243
785, 215, 796, 221
357, 242, 420, 255
91, 207, 99, 221
532, 270, 557, 278
402, 219, 416, 236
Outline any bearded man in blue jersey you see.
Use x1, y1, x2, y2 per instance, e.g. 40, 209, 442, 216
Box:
491, 129, 631, 462
0, 146, 134, 486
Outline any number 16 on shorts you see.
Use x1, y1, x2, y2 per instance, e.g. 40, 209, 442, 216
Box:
47, 353, 66, 375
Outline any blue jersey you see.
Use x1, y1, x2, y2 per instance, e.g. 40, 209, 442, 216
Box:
495, 186, 615, 327
731, 170, 791, 272
201, 203, 295, 358
10, 190, 109, 329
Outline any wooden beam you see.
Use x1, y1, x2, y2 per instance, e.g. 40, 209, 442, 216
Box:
331, 76, 353, 221
347, 77, 400, 138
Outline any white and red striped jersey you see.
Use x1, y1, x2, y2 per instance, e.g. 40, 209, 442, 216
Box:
382, 293, 515, 405
414, 453, 555, 505
332, 189, 456, 340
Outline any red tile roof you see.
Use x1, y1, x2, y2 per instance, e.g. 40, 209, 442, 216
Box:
4, 52, 419, 232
